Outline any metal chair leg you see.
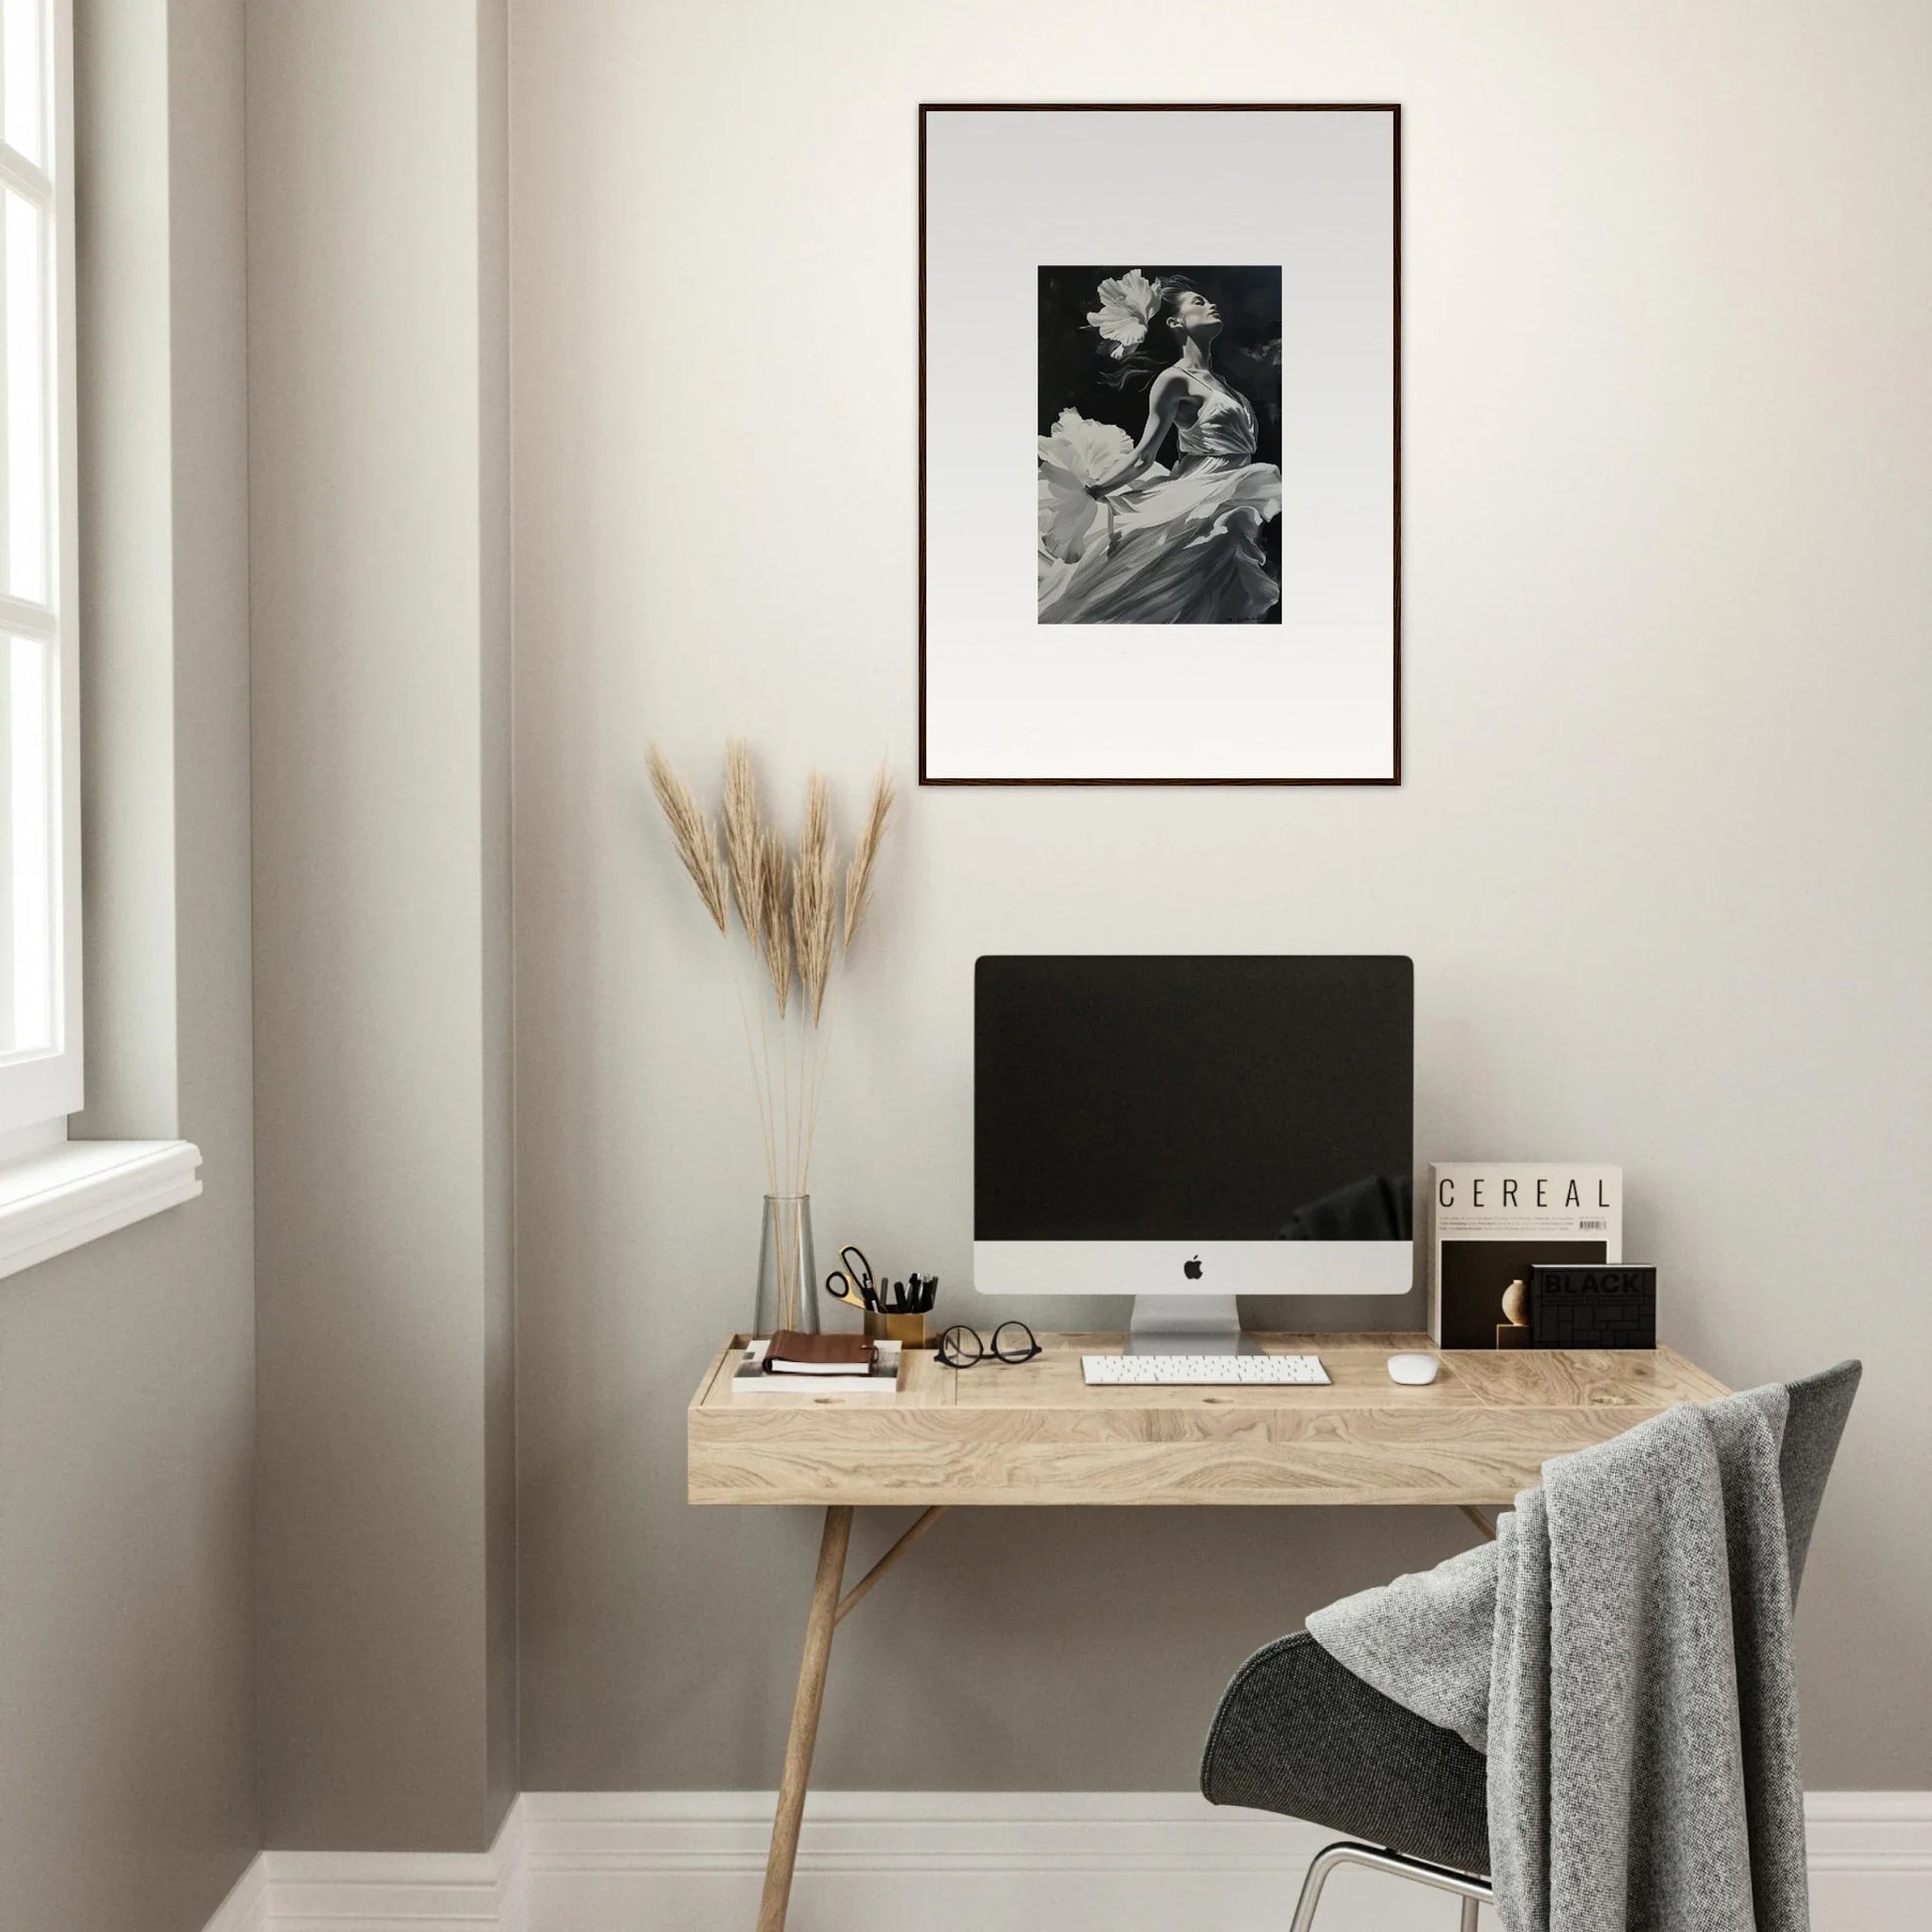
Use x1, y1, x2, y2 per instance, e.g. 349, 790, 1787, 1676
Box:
1288, 1841, 1493, 1932
1287, 1843, 1351, 1932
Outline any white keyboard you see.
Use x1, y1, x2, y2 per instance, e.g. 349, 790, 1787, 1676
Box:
1081, 1352, 1329, 1387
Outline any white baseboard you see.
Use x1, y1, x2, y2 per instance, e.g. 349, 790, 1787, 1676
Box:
196, 1804, 524, 1932
201, 1855, 266, 1932
202, 1790, 1932, 1932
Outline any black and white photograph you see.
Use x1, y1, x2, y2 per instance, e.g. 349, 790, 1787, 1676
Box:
921, 105, 1400, 783
1037, 265, 1284, 625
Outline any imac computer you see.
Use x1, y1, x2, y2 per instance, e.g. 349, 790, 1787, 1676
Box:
974, 955, 1414, 1352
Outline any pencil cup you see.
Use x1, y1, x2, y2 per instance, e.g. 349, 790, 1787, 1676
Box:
866, 1310, 927, 1348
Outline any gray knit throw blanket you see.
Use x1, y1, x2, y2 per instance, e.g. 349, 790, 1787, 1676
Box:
1308, 1387, 1809, 1932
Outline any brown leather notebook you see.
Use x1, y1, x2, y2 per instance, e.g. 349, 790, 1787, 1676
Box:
765, 1330, 877, 1374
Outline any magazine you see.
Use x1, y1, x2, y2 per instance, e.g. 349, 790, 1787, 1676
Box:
1429, 1164, 1621, 1349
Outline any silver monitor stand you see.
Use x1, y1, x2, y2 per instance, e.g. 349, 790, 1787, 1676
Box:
1125, 1294, 1258, 1356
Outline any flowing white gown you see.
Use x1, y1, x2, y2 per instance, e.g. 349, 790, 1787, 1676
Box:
1037, 376, 1283, 625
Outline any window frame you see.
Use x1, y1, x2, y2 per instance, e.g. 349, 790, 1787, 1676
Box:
0, 0, 80, 1139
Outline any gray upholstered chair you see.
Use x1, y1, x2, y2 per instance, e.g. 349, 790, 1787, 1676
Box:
1200, 1361, 1861, 1931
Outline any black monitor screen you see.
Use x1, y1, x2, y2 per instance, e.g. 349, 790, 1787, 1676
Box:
975, 956, 1414, 1241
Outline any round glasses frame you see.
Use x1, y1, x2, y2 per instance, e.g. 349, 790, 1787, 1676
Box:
935, 1320, 1041, 1368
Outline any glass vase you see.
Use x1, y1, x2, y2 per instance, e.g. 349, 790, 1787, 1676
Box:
754, 1193, 818, 1338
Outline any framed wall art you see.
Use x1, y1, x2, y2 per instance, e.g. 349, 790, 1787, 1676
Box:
918, 104, 1401, 785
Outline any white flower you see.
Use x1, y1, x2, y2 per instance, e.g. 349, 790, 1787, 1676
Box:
1037, 409, 1132, 564
1086, 268, 1163, 360
1038, 407, 1133, 485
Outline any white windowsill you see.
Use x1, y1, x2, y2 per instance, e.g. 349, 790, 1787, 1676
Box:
0, 1139, 203, 1281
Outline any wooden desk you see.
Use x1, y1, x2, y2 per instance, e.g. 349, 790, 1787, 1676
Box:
688, 1331, 1727, 1931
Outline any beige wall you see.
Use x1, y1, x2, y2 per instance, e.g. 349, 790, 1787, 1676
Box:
479, 0, 520, 1833
510, 0, 1932, 1794
0, 3, 259, 1929
249, 0, 516, 1853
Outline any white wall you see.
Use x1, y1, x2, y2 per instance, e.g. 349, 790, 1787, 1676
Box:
510, 0, 1932, 1793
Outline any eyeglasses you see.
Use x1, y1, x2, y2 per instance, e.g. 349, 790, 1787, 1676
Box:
936, 1320, 1041, 1368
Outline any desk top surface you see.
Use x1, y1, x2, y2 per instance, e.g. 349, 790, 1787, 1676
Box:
688, 1332, 1728, 1508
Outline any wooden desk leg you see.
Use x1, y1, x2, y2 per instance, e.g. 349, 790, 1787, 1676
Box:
758, 1504, 853, 1932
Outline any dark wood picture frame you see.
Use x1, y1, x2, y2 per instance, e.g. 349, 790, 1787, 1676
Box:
917, 102, 1402, 787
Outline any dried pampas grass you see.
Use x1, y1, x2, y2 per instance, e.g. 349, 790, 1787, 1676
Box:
792, 773, 838, 1025
647, 741, 897, 1198
758, 826, 792, 1018
844, 762, 895, 950
723, 738, 764, 940
646, 747, 727, 934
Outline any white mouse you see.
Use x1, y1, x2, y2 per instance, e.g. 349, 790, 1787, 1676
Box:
1387, 1352, 1442, 1386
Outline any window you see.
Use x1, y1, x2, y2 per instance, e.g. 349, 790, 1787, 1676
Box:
0, 0, 199, 1269
0, 0, 75, 1144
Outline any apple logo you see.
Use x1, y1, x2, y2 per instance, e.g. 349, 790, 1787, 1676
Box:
1183, 1255, 1203, 1280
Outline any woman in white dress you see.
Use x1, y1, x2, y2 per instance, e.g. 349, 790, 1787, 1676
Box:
1038, 282, 1283, 625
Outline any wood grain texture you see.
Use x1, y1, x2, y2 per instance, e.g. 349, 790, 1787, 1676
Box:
757, 1505, 851, 1932
690, 1333, 1729, 1508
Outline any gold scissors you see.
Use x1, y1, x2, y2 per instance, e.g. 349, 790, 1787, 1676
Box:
824, 1244, 878, 1312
